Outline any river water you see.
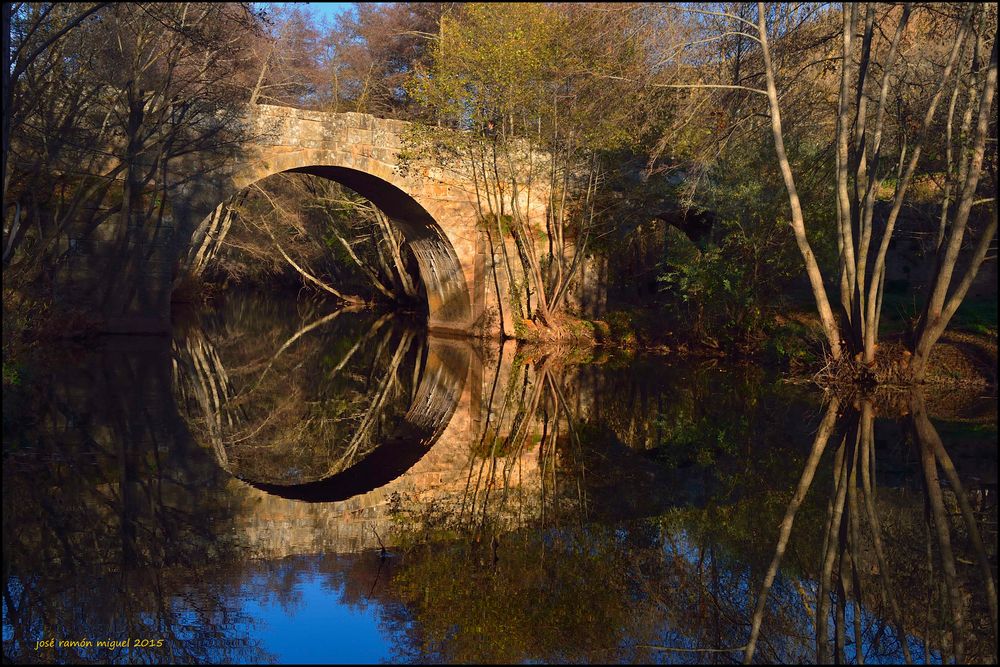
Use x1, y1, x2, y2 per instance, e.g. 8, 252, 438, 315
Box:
3, 291, 996, 663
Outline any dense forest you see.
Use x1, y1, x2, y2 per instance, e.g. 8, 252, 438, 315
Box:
2, 2, 997, 385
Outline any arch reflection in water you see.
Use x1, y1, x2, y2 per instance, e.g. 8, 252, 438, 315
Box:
172, 294, 468, 502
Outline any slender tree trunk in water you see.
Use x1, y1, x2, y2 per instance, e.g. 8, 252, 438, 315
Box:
917, 416, 965, 664
744, 398, 839, 664
859, 401, 912, 663
757, 3, 842, 360
910, 391, 998, 649
817, 431, 851, 663
857, 4, 912, 363
856, 7, 972, 368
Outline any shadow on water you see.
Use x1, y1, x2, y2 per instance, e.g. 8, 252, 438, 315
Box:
2, 290, 996, 663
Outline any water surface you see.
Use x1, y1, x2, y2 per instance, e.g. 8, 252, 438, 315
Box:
3, 292, 996, 663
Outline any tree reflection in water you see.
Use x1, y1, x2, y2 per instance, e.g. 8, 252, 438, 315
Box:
334, 349, 997, 663
344, 362, 996, 663
744, 392, 997, 664
3, 290, 996, 664
2, 339, 275, 664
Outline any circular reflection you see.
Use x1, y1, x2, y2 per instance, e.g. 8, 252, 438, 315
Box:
172, 293, 468, 501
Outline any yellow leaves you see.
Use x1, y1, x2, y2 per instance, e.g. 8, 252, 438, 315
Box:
414, 3, 641, 154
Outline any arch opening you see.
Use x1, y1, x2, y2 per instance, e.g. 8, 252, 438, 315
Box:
178, 164, 473, 333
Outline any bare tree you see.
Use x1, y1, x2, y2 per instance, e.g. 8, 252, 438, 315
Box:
4, 3, 268, 327
2, 2, 109, 221
910, 18, 998, 380
657, 3, 997, 378
197, 172, 423, 306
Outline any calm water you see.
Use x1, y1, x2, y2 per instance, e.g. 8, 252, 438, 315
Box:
3, 292, 997, 664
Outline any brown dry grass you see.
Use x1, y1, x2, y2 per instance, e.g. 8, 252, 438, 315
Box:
806, 329, 997, 420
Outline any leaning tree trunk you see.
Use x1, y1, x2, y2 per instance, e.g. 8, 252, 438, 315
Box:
758, 3, 842, 360
910, 36, 998, 382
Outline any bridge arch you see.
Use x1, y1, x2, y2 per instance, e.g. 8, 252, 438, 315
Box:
61, 105, 531, 335
182, 161, 471, 332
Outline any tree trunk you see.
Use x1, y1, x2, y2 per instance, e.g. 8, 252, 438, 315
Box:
758, 3, 842, 360
910, 36, 998, 381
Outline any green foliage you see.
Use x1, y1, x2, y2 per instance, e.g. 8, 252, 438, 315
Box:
411, 4, 555, 126
389, 528, 642, 664
403, 3, 659, 322
949, 298, 998, 337
657, 230, 767, 349
2, 362, 20, 387
652, 130, 841, 353
763, 319, 821, 367
651, 407, 743, 470
321, 225, 356, 266
409, 4, 648, 148
603, 310, 637, 348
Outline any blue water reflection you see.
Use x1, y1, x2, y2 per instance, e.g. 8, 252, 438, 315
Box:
239, 561, 394, 664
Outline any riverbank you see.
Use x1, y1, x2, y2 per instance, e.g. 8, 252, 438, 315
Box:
507, 306, 998, 391
4, 282, 996, 393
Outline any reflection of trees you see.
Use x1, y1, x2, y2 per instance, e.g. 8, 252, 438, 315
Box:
371, 357, 822, 663
456, 350, 580, 535
745, 392, 997, 664
384, 526, 664, 663
910, 392, 997, 664
384, 346, 636, 549
2, 342, 274, 664
8, 328, 993, 664
173, 295, 430, 486
371, 359, 995, 665
367, 350, 668, 663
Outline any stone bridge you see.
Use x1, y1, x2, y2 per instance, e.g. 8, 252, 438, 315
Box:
127, 104, 524, 336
